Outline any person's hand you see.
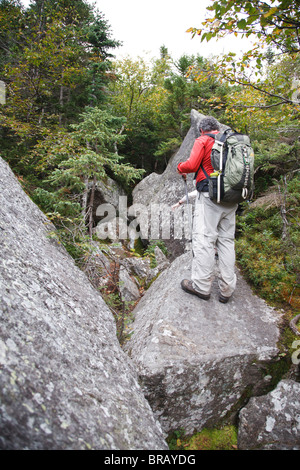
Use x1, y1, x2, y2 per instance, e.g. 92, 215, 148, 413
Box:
171, 202, 181, 210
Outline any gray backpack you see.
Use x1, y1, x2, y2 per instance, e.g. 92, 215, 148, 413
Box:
200, 129, 254, 204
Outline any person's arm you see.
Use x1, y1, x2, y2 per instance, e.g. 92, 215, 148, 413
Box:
171, 195, 187, 210
188, 190, 198, 200
171, 190, 197, 210
177, 138, 205, 174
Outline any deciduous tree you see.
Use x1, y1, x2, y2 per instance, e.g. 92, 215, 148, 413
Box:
187, 0, 300, 108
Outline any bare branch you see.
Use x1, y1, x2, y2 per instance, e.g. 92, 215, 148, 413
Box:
232, 100, 288, 109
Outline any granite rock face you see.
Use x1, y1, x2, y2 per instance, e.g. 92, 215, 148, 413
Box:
125, 252, 282, 435
238, 380, 300, 450
0, 157, 167, 450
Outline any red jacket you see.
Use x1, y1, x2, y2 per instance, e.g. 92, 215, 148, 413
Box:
177, 130, 218, 183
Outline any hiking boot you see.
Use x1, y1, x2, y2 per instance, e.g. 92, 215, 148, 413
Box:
219, 293, 231, 304
181, 279, 210, 300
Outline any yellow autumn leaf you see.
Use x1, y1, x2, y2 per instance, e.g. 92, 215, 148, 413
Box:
264, 7, 278, 18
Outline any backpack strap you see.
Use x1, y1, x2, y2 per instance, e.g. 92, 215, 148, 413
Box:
195, 164, 210, 192
194, 133, 216, 182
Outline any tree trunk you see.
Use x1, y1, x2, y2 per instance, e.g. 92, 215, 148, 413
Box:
113, 123, 125, 154
278, 176, 288, 241
88, 175, 97, 237
59, 73, 64, 126
81, 176, 89, 222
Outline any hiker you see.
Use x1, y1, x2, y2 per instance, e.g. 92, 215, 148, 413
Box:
176, 116, 238, 303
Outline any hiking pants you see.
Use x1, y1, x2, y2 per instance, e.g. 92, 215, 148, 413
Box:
191, 192, 238, 297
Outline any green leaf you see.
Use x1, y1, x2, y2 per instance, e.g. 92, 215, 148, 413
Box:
237, 19, 247, 29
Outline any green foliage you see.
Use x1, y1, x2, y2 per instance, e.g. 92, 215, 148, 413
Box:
33, 187, 82, 218
109, 51, 229, 174
31, 106, 144, 231
254, 140, 299, 176
56, 221, 92, 262
0, 0, 120, 165
188, 0, 300, 55
158, 54, 229, 156
236, 175, 300, 309
168, 425, 238, 451
108, 55, 170, 173
188, 1, 300, 112
143, 240, 168, 267
236, 233, 293, 300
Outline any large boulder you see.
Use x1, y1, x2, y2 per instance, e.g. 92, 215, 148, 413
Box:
125, 252, 282, 435
238, 379, 300, 450
0, 157, 167, 450
91, 176, 126, 227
